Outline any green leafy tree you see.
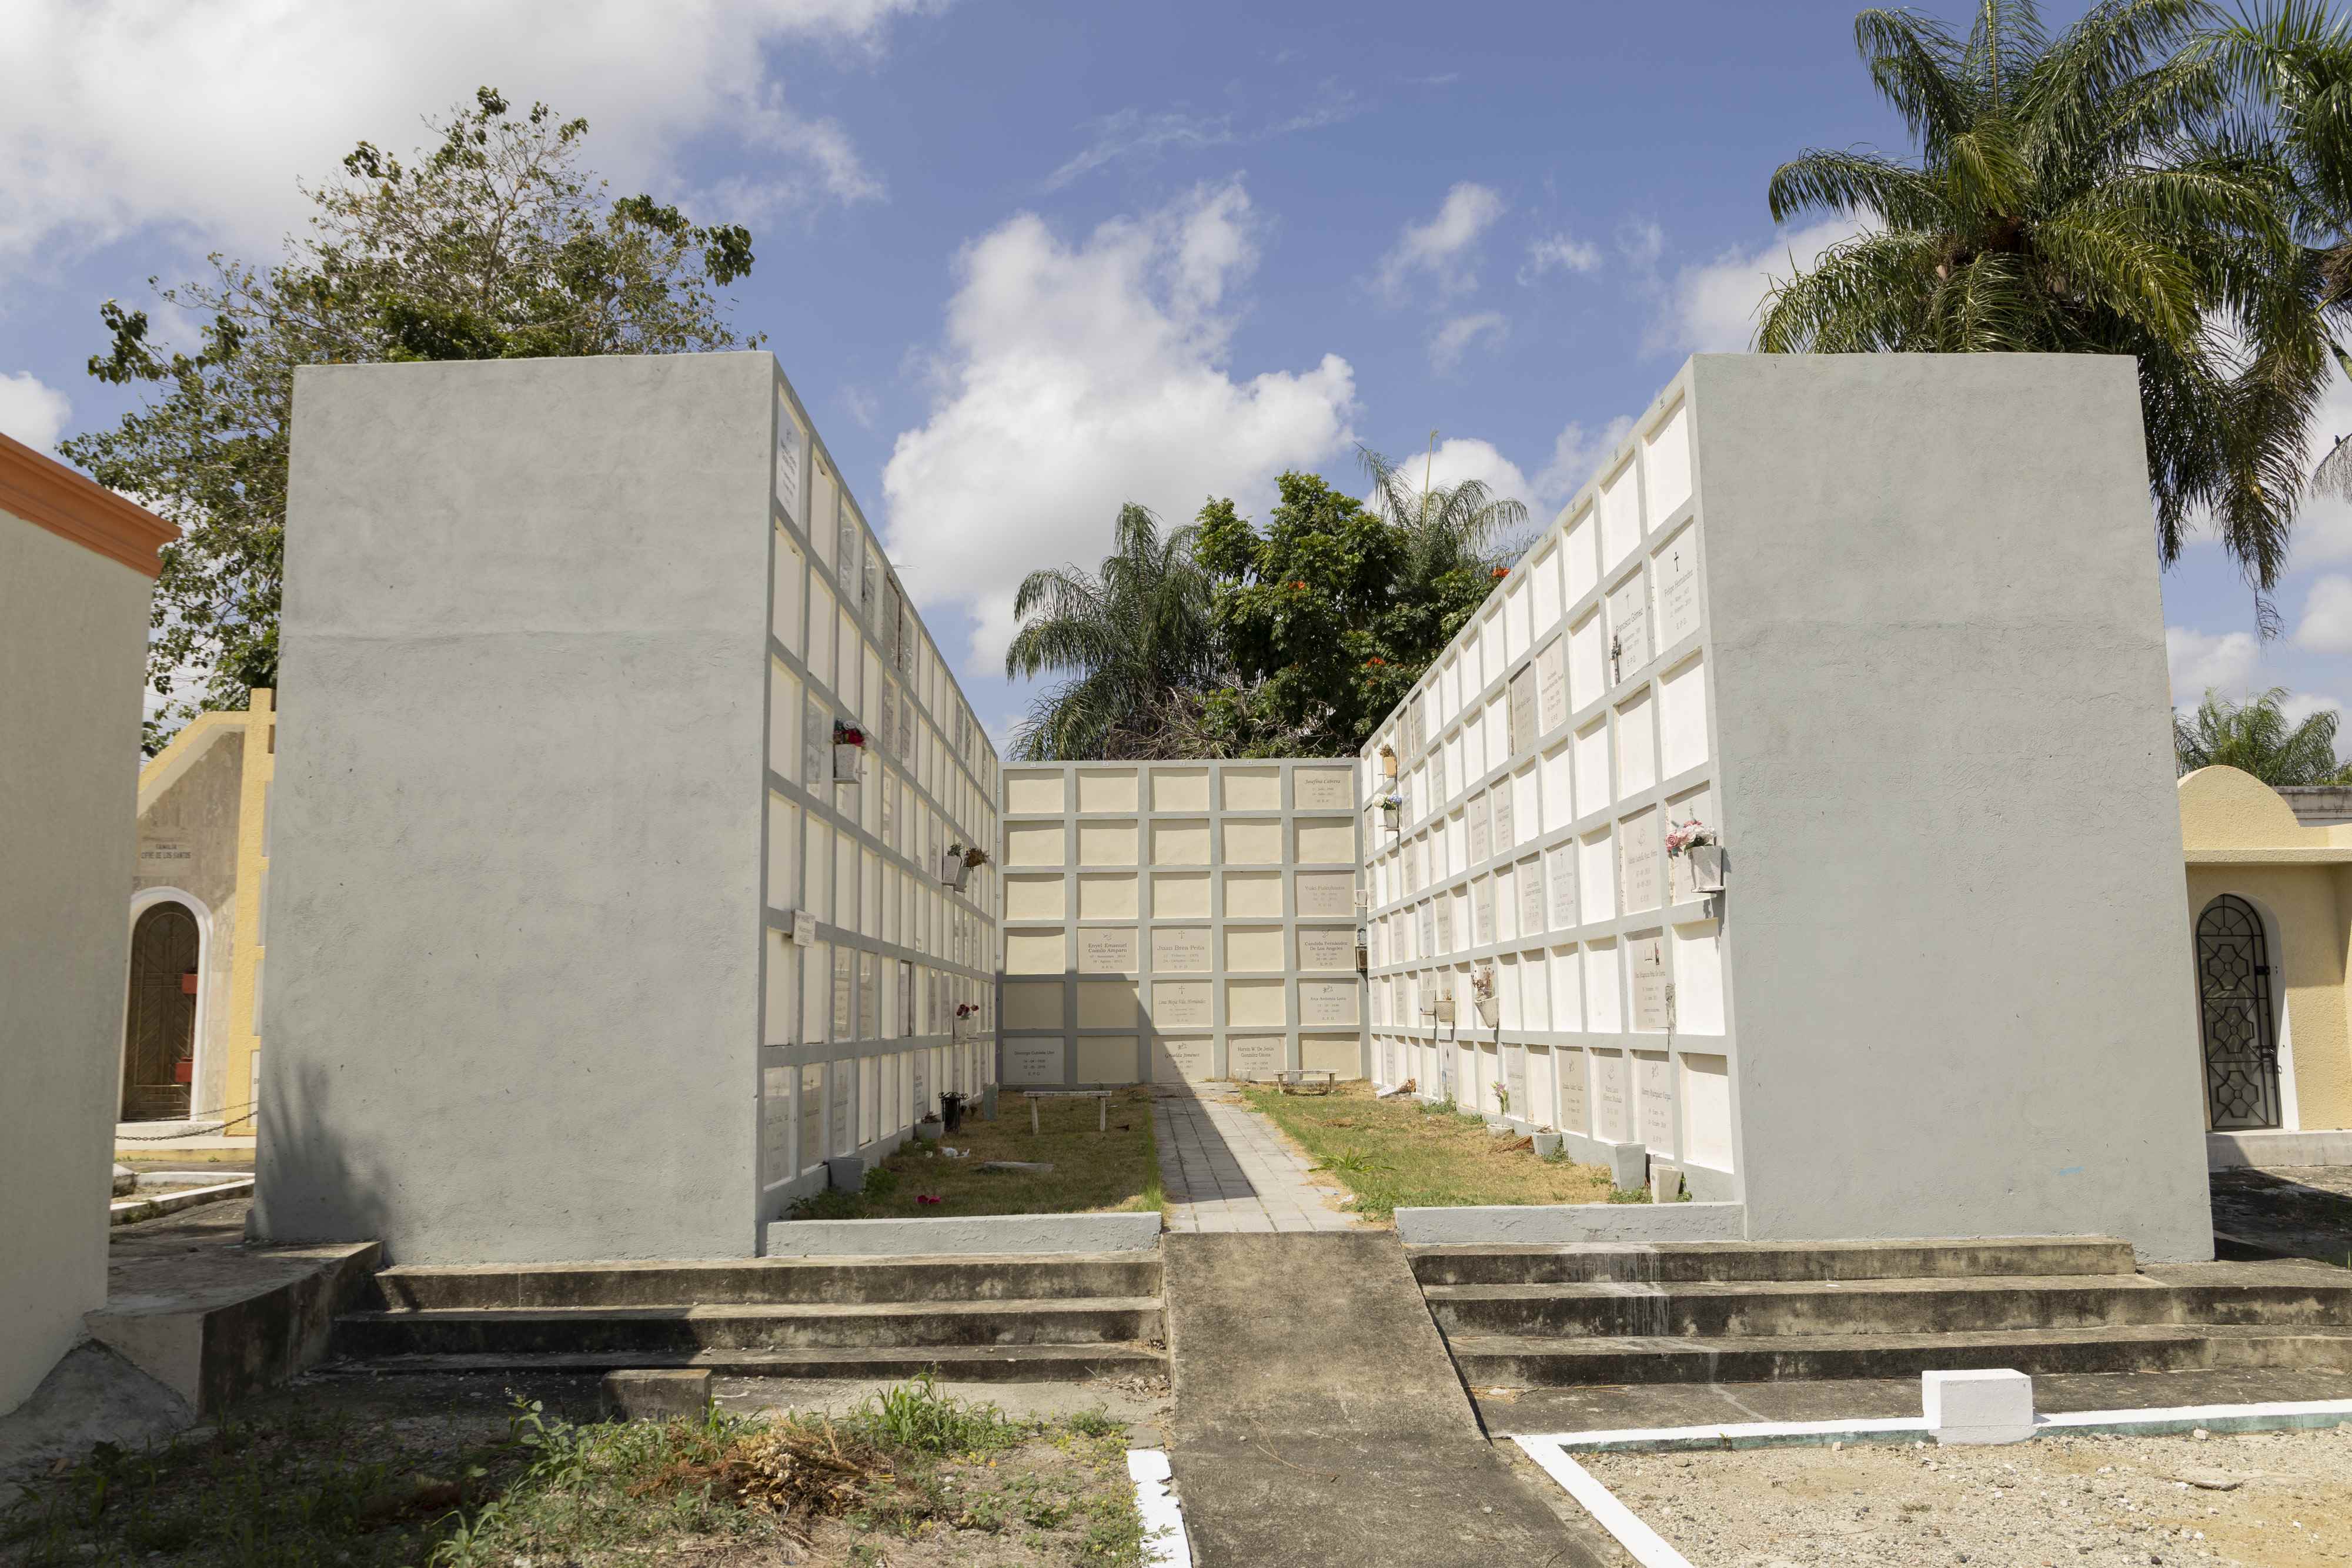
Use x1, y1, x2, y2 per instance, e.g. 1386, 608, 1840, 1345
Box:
1194, 445, 1527, 755
62, 88, 761, 748
1003, 504, 1226, 760
2174, 685, 2352, 781
1759, 0, 2327, 631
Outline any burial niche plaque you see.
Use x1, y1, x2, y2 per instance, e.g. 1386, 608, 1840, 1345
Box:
1620, 809, 1662, 914
1300, 981, 1358, 1025
1078, 927, 1138, 974
1631, 935, 1670, 1032
1656, 526, 1700, 649
1295, 871, 1355, 917
1004, 1041, 1066, 1086
1294, 769, 1354, 810
1228, 1036, 1285, 1079
1150, 979, 1213, 1028
1608, 573, 1651, 679
1548, 843, 1579, 929
1297, 926, 1357, 971
1151, 925, 1211, 972
1508, 664, 1537, 756
1537, 640, 1567, 734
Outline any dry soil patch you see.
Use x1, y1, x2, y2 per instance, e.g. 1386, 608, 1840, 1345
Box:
1582, 1424, 2352, 1566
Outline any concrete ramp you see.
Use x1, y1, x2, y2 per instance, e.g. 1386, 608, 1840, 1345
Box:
1164, 1232, 1606, 1566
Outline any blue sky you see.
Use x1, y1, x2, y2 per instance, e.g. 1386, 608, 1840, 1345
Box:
3, 0, 2346, 749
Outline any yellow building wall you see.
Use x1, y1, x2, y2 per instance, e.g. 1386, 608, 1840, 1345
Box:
2179, 767, 2352, 1131
221, 688, 275, 1140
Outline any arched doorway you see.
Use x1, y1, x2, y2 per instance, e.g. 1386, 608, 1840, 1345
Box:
122, 901, 199, 1121
2196, 894, 2282, 1132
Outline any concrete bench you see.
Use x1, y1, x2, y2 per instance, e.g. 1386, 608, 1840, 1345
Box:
1022, 1087, 1112, 1134
1275, 1069, 1338, 1095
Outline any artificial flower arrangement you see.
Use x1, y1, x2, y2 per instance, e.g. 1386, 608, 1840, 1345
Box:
1663, 818, 1717, 857
1665, 818, 1726, 894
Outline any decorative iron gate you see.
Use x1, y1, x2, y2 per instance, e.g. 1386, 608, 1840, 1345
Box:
2196, 894, 2281, 1131
122, 901, 198, 1122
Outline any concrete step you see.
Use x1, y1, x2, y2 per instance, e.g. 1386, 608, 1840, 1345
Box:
1405, 1236, 2137, 1288
368, 1251, 1162, 1310
1424, 1272, 2352, 1339
1446, 1323, 2352, 1387
333, 1296, 1164, 1359
321, 1342, 1167, 1382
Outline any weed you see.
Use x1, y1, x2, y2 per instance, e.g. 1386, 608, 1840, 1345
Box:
1066, 1407, 1124, 1439
853, 1373, 1031, 1456
1605, 1186, 1652, 1204
1315, 1148, 1389, 1175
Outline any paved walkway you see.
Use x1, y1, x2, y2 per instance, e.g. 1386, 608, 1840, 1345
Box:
1151, 1085, 1360, 1233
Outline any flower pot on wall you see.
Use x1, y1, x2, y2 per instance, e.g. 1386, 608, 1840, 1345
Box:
832, 743, 866, 783
1688, 843, 1725, 894
915, 1115, 944, 1142
1474, 994, 1500, 1028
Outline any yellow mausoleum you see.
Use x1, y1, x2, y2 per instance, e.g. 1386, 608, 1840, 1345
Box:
2179, 765, 2352, 1158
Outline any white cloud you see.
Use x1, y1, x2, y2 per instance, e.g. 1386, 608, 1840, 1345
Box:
0, 371, 71, 449
1375, 182, 1506, 302
1428, 311, 1507, 374
1518, 232, 1601, 284
2165, 626, 2261, 703
1367, 437, 1535, 514
1654, 215, 1867, 355
881, 180, 1357, 670
0, 0, 932, 263
2280, 689, 2346, 728
2296, 573, 2352, 653
1531, 416, 1636, 509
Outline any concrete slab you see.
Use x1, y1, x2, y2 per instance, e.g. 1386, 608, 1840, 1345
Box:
0, 1344, 195, 1502
91, 1198, 379, 1413
1164, 1233, 1605, 1566
763, 1211, 1160, 1256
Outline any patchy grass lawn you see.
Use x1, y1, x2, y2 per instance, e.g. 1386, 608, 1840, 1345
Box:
1242, 1082, 1613, 1221
786, 1088, 1164, 1222
2, 1375, 1152, 1568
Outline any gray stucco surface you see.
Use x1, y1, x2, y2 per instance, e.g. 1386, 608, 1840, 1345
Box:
1690, 353, 2212, 1261
0, 518, 152, 1412
1392, 1201, 1746, 1246
763, 1212, 1161, 1256
253, 354, 776, 1264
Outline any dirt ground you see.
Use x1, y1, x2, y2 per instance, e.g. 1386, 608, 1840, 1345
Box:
1582, 1425, 2352, 1567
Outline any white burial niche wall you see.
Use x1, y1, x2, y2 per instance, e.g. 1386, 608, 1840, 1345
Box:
1359, 365, 1733, 1199
998, 761, 1369, 1086
760, 369, 1003, 1213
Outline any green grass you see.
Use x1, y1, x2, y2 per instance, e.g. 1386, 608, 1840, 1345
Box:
787, 1087, 1164, 1222
2, 1378, 1150, 1568
1243, 1082, 1613, 1221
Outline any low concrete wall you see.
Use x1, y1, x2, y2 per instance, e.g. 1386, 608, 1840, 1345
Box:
764, 1212, 1162, 1256
1393, 1202, 1746, 1246
2209, 1129, 2352, 1169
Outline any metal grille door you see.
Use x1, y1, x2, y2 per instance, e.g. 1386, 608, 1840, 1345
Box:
2196, 895, 2281, 1132
122, 902, 198, 1121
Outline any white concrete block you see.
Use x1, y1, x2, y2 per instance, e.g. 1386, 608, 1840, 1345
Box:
1923, 1368, 2034, 1445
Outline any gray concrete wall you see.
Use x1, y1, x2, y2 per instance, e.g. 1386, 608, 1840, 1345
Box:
0, 516, 152, 1412
1690, 353, 2212, 1260
253, 354, 777, 1264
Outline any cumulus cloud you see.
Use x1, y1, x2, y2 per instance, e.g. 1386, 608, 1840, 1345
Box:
1518, 232, 1602, 285
1365, 437, 1535, 513
1429, 311, 1507, 374
2297, 573, 2352, 654
1651, 215, 1867, 355
0, 0, 932, 263
2280, 688, 2346, 728
881, 180, 1356, 670
1531, 416, 1638, 510
1375, 182, 1506, 302
2165, 626, 2261, 703
0, 371, 71, 449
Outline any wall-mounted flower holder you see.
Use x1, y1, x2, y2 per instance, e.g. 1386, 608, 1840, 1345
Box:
1666, 818, 1725, 895
1471, 965, 1499, 1027
831, 720, 867, 783
940, 846, 973, 891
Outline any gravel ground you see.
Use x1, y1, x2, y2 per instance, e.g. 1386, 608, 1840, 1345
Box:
1581, 1425, 2352, 1567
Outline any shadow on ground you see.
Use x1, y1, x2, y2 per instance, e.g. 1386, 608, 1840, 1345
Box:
2211, 1166, 2352, 1265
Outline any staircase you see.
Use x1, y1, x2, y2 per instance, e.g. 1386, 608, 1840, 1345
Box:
328, 1251, 1165, 1382
1409, 1237, 2352, 1386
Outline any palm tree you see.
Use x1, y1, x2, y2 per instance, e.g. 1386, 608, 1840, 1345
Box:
1358, 433, 1532, 582
2210, 3, 2352, 503
1004, 504, 1223, 760
2174, 686, 2352, 781
1760, 0, 2327, 631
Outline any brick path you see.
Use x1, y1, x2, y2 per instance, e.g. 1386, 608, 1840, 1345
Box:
1151, 1084, 1361, 1233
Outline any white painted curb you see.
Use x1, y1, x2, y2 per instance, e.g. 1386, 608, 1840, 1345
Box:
1127, 1448, 1191, 1567
1510, 1438, 1692, 1568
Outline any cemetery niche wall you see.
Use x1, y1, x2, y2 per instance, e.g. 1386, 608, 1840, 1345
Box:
254, 353, 1000, 1263
998, 761, 1369, 1086
1360, 353, 2214, 1261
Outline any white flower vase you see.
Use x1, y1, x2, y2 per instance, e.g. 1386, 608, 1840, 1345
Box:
1688, 842, 1726, 894
1474, 994, 1499, 1028
832, 743, 866, 783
